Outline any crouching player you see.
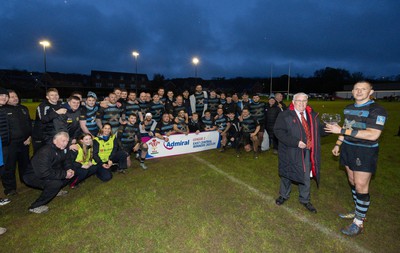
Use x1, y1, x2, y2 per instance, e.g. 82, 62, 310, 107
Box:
215, 108, 230, 152
117, 114, 148, 170
237, 108, 260, 158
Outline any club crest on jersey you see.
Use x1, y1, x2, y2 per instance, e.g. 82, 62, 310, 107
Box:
376, 116, 386, 126
344, 119, 356, 130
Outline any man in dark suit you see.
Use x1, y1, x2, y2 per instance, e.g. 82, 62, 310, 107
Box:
274, 92, 323, 213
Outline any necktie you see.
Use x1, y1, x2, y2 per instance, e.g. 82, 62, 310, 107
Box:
300, 112, 312, 149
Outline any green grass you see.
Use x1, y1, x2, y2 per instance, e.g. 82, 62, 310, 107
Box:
1, 100, 399, 252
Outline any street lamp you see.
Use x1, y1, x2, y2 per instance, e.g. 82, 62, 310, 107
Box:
132, 51, 139, 93
39, 40, 51, 91
192, 57, 199, 78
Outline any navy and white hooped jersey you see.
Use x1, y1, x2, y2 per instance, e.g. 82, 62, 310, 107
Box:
343, 100, 387, 147
174, 117, 188, 132
80, 105, 99, 135
117, 123, 140, 150
249, 102, 266, 124
138, 100, 150, 119
215, 114, 228, 131
194, 92, 206, 114
172, 104, 187, 118
96, 104, 124, 133
241, 115, 259, 133
201, 116, 214, 129
124, 101, 141, 120
207, 97, 220, 116
149, 102, 165, 122
155, 121, 174, 135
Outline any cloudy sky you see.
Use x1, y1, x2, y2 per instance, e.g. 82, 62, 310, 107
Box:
1, 0, 399, 79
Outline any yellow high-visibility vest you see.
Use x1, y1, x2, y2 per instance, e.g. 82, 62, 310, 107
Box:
94, 135, 116, 163
75, 145, 97, 166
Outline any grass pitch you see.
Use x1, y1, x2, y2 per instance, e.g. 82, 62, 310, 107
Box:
1, 100, 399, 252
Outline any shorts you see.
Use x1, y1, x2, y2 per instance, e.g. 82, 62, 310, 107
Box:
340, 143, 379, 174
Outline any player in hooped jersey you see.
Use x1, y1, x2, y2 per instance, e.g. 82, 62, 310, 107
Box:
325, 81, 388, 236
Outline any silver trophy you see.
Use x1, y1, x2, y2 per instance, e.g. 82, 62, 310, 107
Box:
321, 113, 341, 125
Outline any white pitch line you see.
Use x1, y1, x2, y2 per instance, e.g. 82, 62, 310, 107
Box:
191, 154, 372, 253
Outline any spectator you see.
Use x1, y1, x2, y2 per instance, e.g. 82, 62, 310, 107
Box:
265, 97, 281, 154
275, 92, 287, 111
2, 90, 32, 196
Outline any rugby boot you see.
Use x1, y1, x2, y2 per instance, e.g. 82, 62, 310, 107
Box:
341, 222, 363, 236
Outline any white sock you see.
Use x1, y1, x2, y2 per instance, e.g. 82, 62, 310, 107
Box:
353, 218, 363, 227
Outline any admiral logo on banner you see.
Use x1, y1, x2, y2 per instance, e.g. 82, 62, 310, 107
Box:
143, 131, 221, 159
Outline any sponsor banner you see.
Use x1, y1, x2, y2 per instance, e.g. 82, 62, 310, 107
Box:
144, 131, 221, 159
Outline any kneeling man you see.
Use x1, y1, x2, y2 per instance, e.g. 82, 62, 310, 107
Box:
24, 132, 74, 213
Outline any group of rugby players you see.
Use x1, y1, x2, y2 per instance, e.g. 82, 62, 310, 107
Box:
0, 84, 286, 226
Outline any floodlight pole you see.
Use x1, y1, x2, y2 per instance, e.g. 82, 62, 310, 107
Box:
287, 63, 291, 100
132, 51, 139, 94
39, 40, 51, 91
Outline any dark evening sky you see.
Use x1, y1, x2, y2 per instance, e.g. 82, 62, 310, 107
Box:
1, 0, 399, 79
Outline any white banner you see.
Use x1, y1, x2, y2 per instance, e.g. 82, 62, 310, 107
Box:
144, 131, 221, 159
